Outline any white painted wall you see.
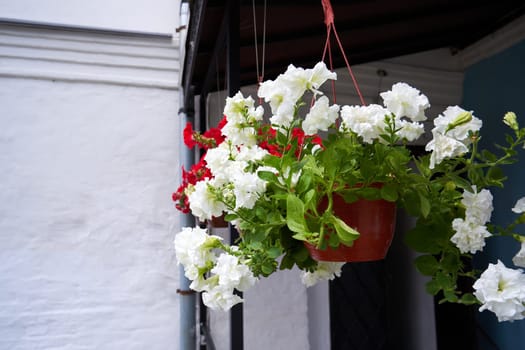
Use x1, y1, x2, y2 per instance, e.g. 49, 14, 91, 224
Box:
3, 4, 518, 349
0, 24, 181, 350
0, 0, 179, 34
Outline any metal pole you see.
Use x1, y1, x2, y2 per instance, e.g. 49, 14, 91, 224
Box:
178, 161, 197, 350
226, 1, 242, 349
178, 100, 197, 350
178, 2, 197, 349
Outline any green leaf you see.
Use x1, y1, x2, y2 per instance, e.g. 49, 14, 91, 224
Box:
266, 247, 281, 258
359, 187, 381, 200
279, 253, 294, 270
468, 167, 483, 186
441, 251, 461, 273
435, 272, 455, 291
286, 194, 308, 233
359, 158, 375, 181
401, 189, 421, 216
460, 293, 479, 305
380, 183, 398, 202
425, 279, 441, 295
258, 170, 278, 183
261, 262, 275, 275
296, 172, 312, 194
414, 255, 439, 276
248, 241, 263, 250
224, 213, 238, 222
405, 224, 442, 254
418, 190, 431, 218
303, 189, 316, 207
332, 216, 359, 245
443, 290, 458, 303
449, 174, 473, 191
263, 154, 281, 168
292, 246, 310, 262
292, 232, 307, 241
328, 231, 340, 247
277, 130, 288, 145
486, 166, 506, 186
338, 190, 359, 204
481, 149, 498, 162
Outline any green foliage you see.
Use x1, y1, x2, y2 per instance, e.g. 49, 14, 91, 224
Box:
241, 110, 525, 302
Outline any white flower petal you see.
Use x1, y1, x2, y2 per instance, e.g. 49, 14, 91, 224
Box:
512, 197, 525, 214
473, 260, 525, 322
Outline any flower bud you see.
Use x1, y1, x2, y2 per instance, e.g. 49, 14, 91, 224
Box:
445, 181, 456, 191
503, 112, 519, 131
202, 235, 223, 250
446, 111, 472, 133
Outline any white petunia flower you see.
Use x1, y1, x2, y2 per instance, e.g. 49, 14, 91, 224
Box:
265, 64, 309, 105
259, 62, 336, 117
340, 104, 389, 143
211, 253, 258, 291
223, 104, 264, 146
231, 171, 267, 210
450, 218, 491, 254
380, 82, 430, 122
188, 179, 227, 221
512, 197, 525, 214
205, 141, 237, 176
202, 285, 243, 311
258, 78, 286, 114
461, 187, 493, 224
236, 145, 269, 163
173, 227, 222, 280
432, 106, 482, 145
223, 92, 254, 123
425, 131, 468, 169
221, 122, 258, 147
301, 262, 345, 287
303, 96, 340, 135
269, 99, 296, 129
425, 106, 484, 169
396, 119, 425, 142
513, 241, 525, 268
473, 260, 525, 322
212, 161, 246, 188
189, 275, 211, 292
307, 61, 337, 93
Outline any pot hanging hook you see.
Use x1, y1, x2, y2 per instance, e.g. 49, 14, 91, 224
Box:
321, 0, 366, 106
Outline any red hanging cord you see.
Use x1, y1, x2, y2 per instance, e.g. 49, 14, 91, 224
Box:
321, 0, 366, 106
252, 0, 267, 105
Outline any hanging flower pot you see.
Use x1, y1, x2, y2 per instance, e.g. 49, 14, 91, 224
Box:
209, 214, 229, 228
305, 186, 397, 262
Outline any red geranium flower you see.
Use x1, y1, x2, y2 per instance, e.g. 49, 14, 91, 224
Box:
183, 117, 228, 150
183, 122, 197, 149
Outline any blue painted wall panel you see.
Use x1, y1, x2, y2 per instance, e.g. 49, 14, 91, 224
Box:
462, 40, 525, 350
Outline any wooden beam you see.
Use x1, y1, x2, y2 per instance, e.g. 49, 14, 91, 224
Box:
182, 0, 208, 108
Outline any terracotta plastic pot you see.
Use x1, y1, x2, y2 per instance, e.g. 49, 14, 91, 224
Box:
208, 215, 229, 228
305, 185, 396, 262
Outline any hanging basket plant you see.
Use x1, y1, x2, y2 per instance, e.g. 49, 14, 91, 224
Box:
172, 0, 525, 323
172, 61, 525, 322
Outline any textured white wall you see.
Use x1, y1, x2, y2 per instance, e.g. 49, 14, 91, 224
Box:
244, 269, 310, 350
0, 25, 181, 350
0, 0, 179, 34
